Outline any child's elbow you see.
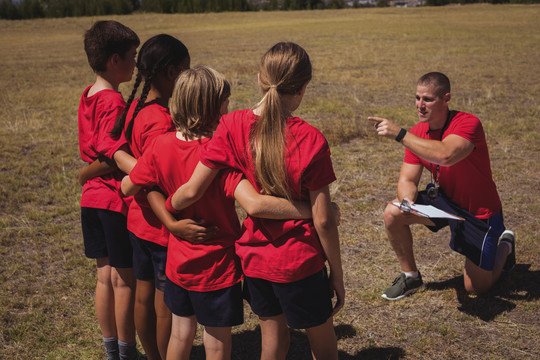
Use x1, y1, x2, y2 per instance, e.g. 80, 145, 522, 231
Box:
244, 204, 264, 217
171, 185, 201, 210
239, 197, 262, 217
314, 214, 337, 231
184, 186, 201, 203
122, 185, 137, 197
120, 177, 131, 196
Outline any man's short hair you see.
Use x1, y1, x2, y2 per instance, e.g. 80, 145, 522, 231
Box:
84, 20, 140, 73
418, 72, 451, 98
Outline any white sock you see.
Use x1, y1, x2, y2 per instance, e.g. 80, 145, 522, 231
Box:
500, 230, 514, 254
404, 271, 419, 279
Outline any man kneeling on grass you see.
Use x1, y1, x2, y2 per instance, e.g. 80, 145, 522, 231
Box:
369, 72, 515, 300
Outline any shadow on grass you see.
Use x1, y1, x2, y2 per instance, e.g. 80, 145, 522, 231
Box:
189, 323, 406, 359
340, 347, 406, 360
425, 263, 539, 321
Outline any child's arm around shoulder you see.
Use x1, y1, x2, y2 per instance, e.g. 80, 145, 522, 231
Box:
77, 147, 137, 186
234, 179, 312, 219
121, 175, 141, 197
170, 162, 220, 211
78, 156, 116, 186
113, 145, 137, 174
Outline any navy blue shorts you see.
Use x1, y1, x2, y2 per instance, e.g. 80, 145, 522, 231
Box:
130, 232, 167, 291
416, 189, 505, 271
163, 278, 243, 327
81, 207, 132, 268
243, 268, 333, 329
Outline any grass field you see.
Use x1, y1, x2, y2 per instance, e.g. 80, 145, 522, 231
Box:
1, 4, 539, 359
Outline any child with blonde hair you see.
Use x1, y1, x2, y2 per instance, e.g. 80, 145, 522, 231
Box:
122, 65, 315, 359
168, 42, 344, 360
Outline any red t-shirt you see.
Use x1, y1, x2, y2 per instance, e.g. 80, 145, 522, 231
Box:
129, 132, 243, 291
201, 109, 336, 283
78, 86, 128, 215
125, 100, 174, 246
404, 111, 501, 219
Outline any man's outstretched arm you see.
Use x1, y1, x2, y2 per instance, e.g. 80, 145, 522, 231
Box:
369, 116, 474, 166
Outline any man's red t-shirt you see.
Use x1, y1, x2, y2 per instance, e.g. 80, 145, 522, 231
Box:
404, 111, 501, 219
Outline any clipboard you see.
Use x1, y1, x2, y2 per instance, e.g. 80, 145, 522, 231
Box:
390, 201, 465, 221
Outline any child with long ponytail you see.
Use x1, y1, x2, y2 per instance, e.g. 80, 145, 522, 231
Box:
122, 65, 316, 360
168, 42, 344, 360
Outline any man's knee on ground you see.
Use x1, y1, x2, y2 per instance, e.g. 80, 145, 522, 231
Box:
463, 262, 494, 295
464, 278, 491, 295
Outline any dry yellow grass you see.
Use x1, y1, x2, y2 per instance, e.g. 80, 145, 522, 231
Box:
0, 5, 539, 359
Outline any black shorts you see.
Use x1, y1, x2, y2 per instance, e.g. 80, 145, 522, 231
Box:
164, 278, 243, 327
81, 207, 132, 268
416, 189, 505, 271
129, 232, 167, 291
243, 268, 333, 329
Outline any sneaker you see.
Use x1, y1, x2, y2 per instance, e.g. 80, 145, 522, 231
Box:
382, 272, 424, 301
500, 230, 516, 272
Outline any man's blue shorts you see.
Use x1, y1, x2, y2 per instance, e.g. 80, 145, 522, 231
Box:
164, 278, 243, 327
81, 207, 132, 268
415, 189, 505, 271
243, 268, 333, 329
129, 232, 167, 291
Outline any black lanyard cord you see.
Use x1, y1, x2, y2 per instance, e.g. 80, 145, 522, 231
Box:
429, 110, 456, 186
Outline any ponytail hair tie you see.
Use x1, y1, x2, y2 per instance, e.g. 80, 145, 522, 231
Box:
270, 84, 277, 88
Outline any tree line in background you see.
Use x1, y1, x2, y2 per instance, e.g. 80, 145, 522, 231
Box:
0, 0, 538, 20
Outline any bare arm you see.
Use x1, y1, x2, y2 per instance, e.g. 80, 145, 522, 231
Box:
170, 162, 219, 211
147, 190, 217, 243
113, 147, 137, 174
396, 162, 424, 204
121, 175, 142, 197
369, 116, 474, 166
234, 179, 312, 219
310, 185, 345, 315
78, 156, 116, 186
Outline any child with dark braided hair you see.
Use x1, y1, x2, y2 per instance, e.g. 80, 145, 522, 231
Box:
108, 34, 193, 360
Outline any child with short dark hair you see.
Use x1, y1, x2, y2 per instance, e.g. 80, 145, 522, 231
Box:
78, 20, 142, 360
121, 65, 314, 359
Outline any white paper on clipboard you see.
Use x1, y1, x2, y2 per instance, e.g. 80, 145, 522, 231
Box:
392, 202, 464, 221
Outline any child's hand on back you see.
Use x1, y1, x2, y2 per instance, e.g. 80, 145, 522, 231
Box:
78, 165, 91, 186
168, 218, 218, 243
